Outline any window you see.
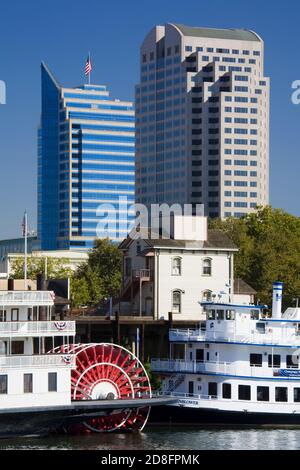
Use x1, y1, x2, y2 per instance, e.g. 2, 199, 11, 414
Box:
294, 388, 300, 402
172, 257, 182, 276
238, 385, 251, 401
172, 291, 181, 314
222, 383, 231, 399
208, 382, 218, 398
202, 258, 212, 276
0, 310, 6, 322
257, 386, 269, 402
250, 354, 262, 367
226, 310, 235, 320
0, 375, 7, 394
275, 387, 288, 402
24, 374, 33, 393
216, 310, 225, 320
11, 341, 24, 355
11, 308, 19, 321
48, 372, 57, 392
196, 349, 204, 362
268, 355, 281, 368
287, 355, 299, 369
256, 322, 265, 334
125, 258, 132, 277
202, 290, 212, 302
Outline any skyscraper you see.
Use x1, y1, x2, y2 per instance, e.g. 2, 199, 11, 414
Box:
38, 63, 135, 250
135, 23, 270, 218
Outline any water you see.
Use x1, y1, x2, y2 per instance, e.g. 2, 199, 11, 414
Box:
1, 427, 300, 450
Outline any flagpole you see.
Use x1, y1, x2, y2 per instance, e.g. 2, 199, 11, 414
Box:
24, 211, 27, 290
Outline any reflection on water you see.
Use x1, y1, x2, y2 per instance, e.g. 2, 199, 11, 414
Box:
1, 427, 300, 450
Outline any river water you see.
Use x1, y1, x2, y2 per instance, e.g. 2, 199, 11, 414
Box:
0, 427, 300, 450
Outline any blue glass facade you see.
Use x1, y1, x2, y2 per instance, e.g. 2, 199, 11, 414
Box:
38, 63, 135, 250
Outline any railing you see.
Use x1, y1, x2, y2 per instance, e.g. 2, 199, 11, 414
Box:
0, 321, 76, 337
0, 291, 55, 306
151, 359, 299, 379
132, 269, 152, 280
169, 328, 300, 347
0, 354, 76, 369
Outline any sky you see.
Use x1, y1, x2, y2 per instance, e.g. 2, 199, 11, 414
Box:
0, 0, 299, 239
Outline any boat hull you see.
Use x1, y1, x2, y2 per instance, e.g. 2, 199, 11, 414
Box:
149, 405, 300, 426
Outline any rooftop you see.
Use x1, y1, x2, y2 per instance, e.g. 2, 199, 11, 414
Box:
172, 23, 261, 42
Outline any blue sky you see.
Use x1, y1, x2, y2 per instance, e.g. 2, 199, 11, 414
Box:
0, 0, 299, 239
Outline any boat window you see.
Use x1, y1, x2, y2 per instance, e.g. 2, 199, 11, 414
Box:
250, 353, 262, 367
256, 322, 266, 334
208, 382, 218, 398
0, 310, 6, 322
24, 373, 33, 394
250, 309, 260, 320
48, 372, 57, 392
275, 387, 288, 402
216, 310, 224, 320
196, 349, 204, 362
207, 310, 216, 320
11, 341, 24, 355
0, 375, 7, 394
226, 310, 235, 321
286, 355, 299, 369
11, 308, 19, 322
238, 385, 251, 401
268, 354, 281, 368
222, 383, 231, 399
257, 386, 269, 402
294, 388, 300, 403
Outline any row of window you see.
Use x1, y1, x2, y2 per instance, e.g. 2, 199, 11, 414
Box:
207, 382, 300, 403
185, 46, 260, 56
0, 373, 57, 394
172, 257, 212, 276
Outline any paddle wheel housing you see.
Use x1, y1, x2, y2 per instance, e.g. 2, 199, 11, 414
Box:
50, 343, 152, 432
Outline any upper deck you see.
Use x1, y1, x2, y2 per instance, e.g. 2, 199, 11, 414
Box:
0, 291, 55, 307
170, 303, 300, 347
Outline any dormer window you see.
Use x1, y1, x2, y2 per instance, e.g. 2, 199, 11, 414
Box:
202, 258, 212, 276
172, 257, 182, 276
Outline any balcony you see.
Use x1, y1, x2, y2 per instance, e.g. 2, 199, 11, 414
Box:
151, 359, 296, 379
132, 269, 153, 282
0, 354, 76, 370
0, 321, 76, 338
0, 291, 55, 306
169, 328, 300, 347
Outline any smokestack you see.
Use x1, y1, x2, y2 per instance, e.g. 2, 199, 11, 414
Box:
272, 282, 283, 319
7, 279, 14, 291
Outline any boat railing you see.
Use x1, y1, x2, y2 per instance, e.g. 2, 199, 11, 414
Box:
0, 291, 55, 306
169, 328, 300, 347
150, 358, 289, 378
0, 321, 76, 337
0, 353, 76, 369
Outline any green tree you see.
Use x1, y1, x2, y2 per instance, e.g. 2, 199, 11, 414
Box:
10, 257, 72, 280
71, 238, 122, 307
210, 206, 300, 308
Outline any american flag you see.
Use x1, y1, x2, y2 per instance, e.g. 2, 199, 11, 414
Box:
85, 54, 92, 76
22, 211, 27, 237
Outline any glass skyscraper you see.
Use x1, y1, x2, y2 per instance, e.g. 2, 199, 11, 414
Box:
38, 63, 135, 251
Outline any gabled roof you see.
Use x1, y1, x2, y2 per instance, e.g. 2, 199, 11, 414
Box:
119, 229, 237, 252
172, 23, 261, 42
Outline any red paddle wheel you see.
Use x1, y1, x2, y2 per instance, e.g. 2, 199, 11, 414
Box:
49, 343, 151, 433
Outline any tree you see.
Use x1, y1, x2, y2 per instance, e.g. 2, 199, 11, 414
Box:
10, 257, 72, 280
71, 238, 122, 307
209, 206, 300, 308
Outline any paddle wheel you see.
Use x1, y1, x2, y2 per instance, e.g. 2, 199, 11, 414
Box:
49, 343, 152, 433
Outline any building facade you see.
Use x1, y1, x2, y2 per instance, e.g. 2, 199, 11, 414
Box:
118, 216, 254, 321
38, 63, 135, 251
135, 23, 270, 218
0, 236, 39, 263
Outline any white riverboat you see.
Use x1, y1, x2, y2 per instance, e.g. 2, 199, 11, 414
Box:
150, 282, 300, 425
0, 288, 174, 437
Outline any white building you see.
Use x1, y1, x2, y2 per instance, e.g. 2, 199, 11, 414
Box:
135, 23, 270, 219
118, 216, 255, 321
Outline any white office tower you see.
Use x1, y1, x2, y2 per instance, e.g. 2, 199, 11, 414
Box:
135, 24, 270, 218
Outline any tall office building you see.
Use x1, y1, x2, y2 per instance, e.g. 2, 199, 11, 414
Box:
135, 24, 270, 218
38, 63, 135, 250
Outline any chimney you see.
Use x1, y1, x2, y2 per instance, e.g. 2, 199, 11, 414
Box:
7, 279, 14, 291
272, 282, 283, 319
